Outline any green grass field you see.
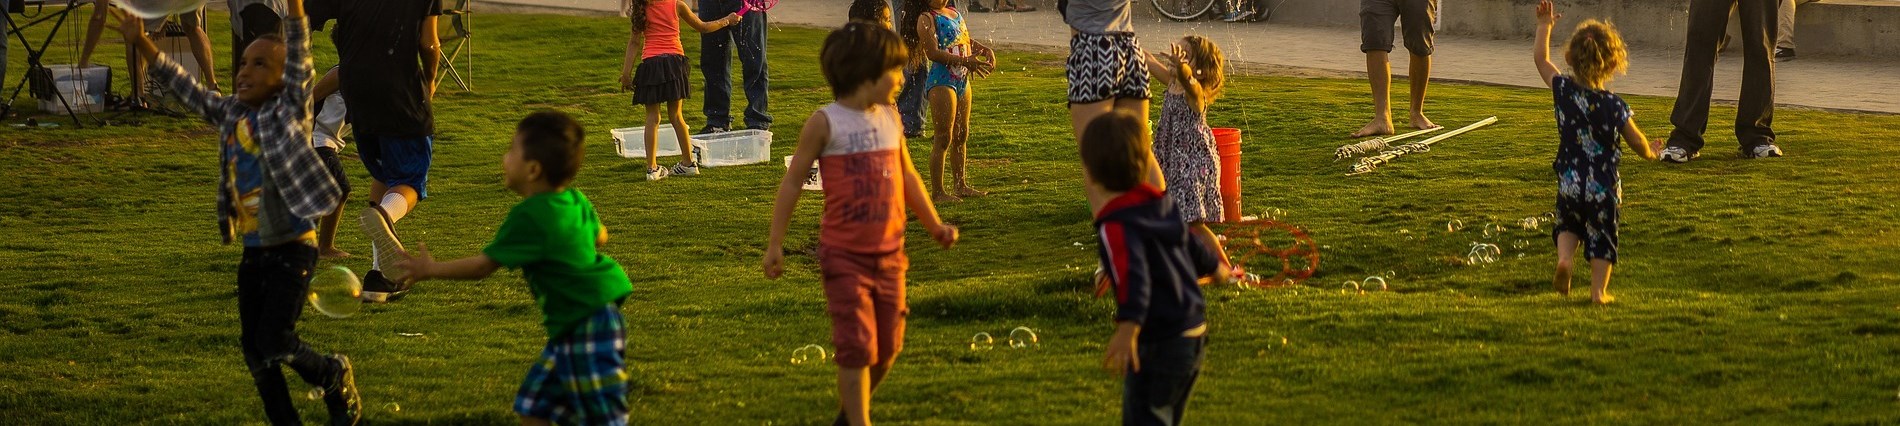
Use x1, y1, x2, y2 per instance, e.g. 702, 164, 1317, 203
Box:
3, 10, 1899, 425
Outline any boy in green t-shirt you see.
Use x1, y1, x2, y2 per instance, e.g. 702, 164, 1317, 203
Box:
397, 111, 635, 425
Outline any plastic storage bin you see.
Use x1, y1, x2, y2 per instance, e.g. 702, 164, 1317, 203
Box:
611, 125, 684, 158
693, 129, 773, 167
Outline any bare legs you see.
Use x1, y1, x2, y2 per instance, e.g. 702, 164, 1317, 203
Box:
317, 203, 350, 259
1070, 97, 1161, 213
1554, 231, 1615, 304
1352, 51, 1437, 138
928, 87, 966, 203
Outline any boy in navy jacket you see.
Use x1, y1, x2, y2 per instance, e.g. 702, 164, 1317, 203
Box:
1081, 110, 1222, 426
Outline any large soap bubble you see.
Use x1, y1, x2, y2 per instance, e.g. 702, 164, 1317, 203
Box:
113, 0, 206, 20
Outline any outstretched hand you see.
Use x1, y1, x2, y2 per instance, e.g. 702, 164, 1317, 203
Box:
395, 243, 434, 285
115, 10, 145, 44
1536, 0, 1561, 26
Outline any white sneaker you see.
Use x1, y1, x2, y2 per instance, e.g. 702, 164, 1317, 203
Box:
1659, 146, 1698, 164
357, 205, 407, 283
670, 162, 700, 176
1744, 144, 1784, 159
645, 166, 670, 181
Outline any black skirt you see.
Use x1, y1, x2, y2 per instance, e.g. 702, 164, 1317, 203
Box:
633, 54, 691, 105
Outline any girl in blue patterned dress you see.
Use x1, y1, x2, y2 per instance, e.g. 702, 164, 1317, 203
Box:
1144, 35, 1232, 273
903, 0, 997, 202
1532, 0, 1659, 304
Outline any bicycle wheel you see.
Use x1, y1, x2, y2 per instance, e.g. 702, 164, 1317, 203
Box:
1151, 0, 1216, 21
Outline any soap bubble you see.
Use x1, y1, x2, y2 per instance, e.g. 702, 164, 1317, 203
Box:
970, 332, 995, 351
790, 344, 829, 365
1341, 280, 1361, 294
1007, 327, 1040, 349
112, 0, 207, 19
1482, 223, 1507, 240
307, 266, 362, 318
1512, 239, 1530, 250
1384, 270, 1397, 278
382, 402, 402, 413
1446, 219, 1465, 233
1363, 276, 1388, 291
306, 387, 325, 400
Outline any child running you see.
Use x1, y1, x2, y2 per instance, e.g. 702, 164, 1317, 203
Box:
397, 111, 635, 425
763, 23, 958, 426
903, 0, 996, 202
1532, 0, 1658, 304
621, 0, 741, 181
120, 1, 361, 423
1145, 34, 1233, 276
1082, 110, 1222, 426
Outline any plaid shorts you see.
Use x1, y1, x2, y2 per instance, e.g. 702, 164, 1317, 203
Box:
1066, 32, 1149, 105
515, 307, 630, 425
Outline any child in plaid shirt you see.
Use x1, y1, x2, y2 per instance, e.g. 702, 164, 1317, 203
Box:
399, 111, 635, 426
121, 0, 360, 423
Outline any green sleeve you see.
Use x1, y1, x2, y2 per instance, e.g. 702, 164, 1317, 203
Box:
483, 207, 547, 269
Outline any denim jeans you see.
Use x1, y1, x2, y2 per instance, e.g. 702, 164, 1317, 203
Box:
238, 244, 343, 424
698, 0, 771, 130
1122, 334, 1205, 426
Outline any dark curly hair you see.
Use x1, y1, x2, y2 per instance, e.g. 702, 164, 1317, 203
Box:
629, 0, 651, 34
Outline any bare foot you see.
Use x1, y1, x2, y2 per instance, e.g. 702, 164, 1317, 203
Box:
320, 248, 353, 260
932, 193, 962, 204
1409, 113, 1440, 131
1553, 263, 1572, 297
955, 186, 988, 198
1592, 293, 1615, 304
1351, 118, 1395, 138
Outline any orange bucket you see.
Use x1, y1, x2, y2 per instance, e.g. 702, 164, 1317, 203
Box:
1212, 128, 1243, 223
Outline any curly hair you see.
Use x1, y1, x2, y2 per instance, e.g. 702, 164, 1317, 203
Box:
1180, 35, 1227, 102
849, 0, 892, 28
1564, 20, 1629, 90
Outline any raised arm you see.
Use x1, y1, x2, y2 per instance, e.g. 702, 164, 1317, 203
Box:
677, 1, 741, 34
118, 11, 231, 123
281, 0, 316, 120
763, 112, 831, 279
1532, 0, 1562, 88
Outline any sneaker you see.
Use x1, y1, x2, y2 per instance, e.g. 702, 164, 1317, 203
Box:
1658, 146, 1698, 164
323, 354, 362, 426
360, 270, 410, 303
1224, 10, 1254, 22
1744, 144, 1784, 159
670, 162, 700, 176
695, 126, 728, 135
357, 204, 406, 281
1774, 48, 1797, 62
646, 166, 671, 181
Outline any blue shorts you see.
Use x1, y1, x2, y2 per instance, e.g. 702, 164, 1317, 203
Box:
515, 307, 629, 425
356, 134, 432, 199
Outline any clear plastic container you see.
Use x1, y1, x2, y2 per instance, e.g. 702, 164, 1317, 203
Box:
610, 125, 683, 158
693, 129, 773, 167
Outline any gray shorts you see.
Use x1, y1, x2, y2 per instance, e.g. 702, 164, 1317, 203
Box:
1360, 0, 1437, 55
144, 7, 206, 34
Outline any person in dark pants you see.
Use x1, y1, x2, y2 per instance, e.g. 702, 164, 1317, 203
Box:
698, 0, 771, 133
1661, 0, 1783, 163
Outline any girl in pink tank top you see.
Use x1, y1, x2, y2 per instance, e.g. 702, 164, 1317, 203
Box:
620, 0, 741, 181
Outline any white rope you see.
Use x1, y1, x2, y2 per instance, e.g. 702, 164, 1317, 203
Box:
1333, 126, 1442, 161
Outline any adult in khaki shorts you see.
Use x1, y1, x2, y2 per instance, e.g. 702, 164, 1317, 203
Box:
1352, 0, 1441, 138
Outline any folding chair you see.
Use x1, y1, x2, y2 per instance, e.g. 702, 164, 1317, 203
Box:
435, 0, 471, 92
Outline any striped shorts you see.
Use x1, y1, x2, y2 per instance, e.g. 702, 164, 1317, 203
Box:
515, 307, 630, 425
1066, 32, 1149, 105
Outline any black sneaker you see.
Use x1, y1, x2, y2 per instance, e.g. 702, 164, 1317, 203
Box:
1775, 48, 1796, 62
323, 355, 362, 426
695, 126, 728, 135
360, 270, 410, 303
